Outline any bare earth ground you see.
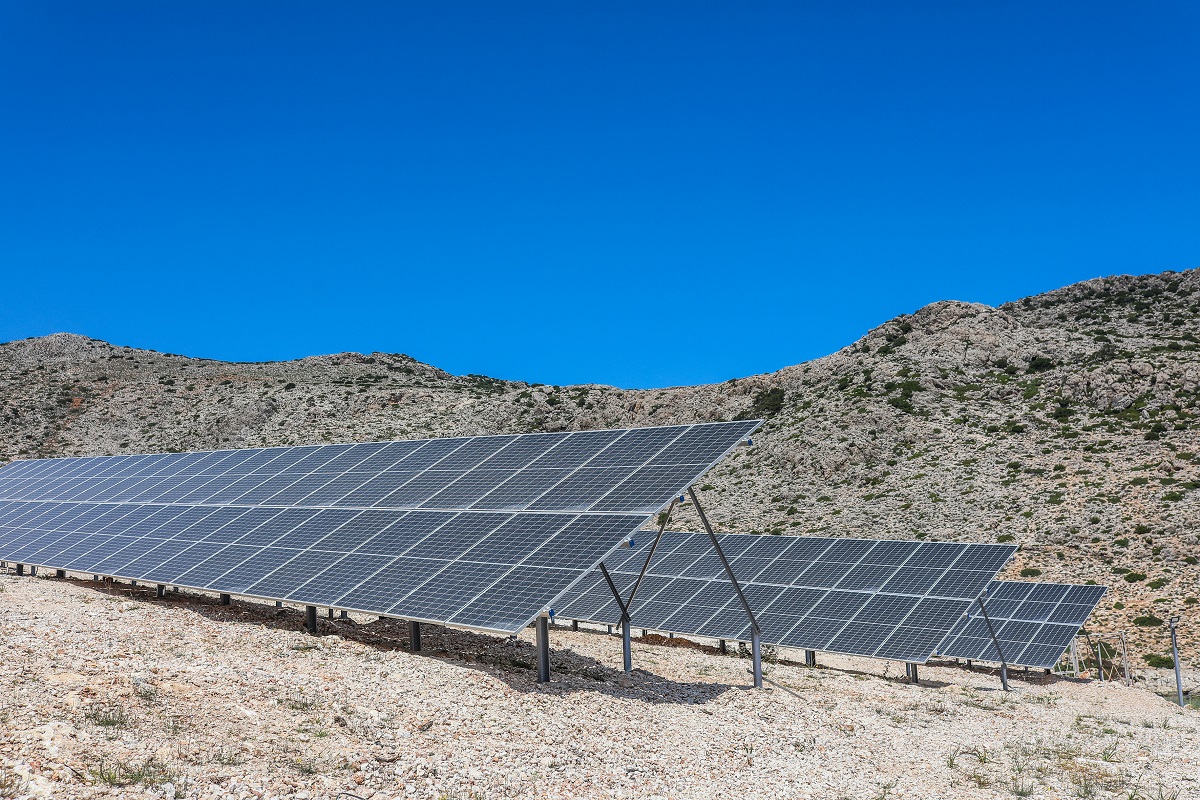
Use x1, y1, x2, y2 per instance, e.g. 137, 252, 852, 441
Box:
1, 572, 1196, 800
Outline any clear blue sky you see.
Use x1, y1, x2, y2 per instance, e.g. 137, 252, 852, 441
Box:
2, 3, 1197, 388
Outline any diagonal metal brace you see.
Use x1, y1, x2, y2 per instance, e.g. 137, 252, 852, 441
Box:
688, 486, 760, 634
599, 563, 630, 624
975, 595, 1010, 692
623, 498, 676, 615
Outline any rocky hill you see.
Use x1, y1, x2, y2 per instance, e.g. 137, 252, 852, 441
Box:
2, 268, 1197, 667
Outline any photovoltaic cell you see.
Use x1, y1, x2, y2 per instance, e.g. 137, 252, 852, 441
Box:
0, 421, 759, 634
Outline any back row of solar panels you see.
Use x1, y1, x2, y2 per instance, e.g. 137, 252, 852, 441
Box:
555, 530, 1017, 663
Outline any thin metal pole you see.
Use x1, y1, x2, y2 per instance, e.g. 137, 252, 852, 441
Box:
1095, 636, 1106, 682
1169, 617, 1183, 708
1070, 638, 1080, 676
975, 596, 1009, 692
806, 650, 816, 667
156, 584, 165, 598
536, 615, 551, 684
220, 593, 231, 606
571, 620, 578, 632
409, 620, 421, 652
622, 619, 632, 674
751, 628, 763, 689
688, 486, 763, 689
55, 569, 65, 578
623, 498, 677, 611
1119, 630, 1131, 685
911, 664, 919, 685
305, 605, 317, 634
688, 487, 760, 633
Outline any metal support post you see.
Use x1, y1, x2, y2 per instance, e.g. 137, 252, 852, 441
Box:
339, 610, 348, 619
93, 575, 99, 581
1169, 617, 1183, 708
1095, 636, 1106, 682
305, 605, 317, 634
805, 650, 816, 667
1119, 630, 1131, 685
536, 615, 551, 684
688, 487, 763, 689
719, 640, 727, 654
327, 608, 334, 619
16, 564, 23, 576
910, 664, 919, 685
622, 620, 632, 674
276, 600, 282, 608
220, 593, 231, 606
571, 620, 578, 632
1070, 638, 1080, 676
975, 596, 1010, 692
751, 628, 763, 688
55, 569, 65, 578
156, 584, 165, 598
409, 621, 421, 652
606, 625, 612, 635
30, 566, 37, 577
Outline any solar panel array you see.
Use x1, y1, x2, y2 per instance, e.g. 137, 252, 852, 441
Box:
556, 530, 1017, 663
0, 421, 759, 634
935, 581, 1107, 668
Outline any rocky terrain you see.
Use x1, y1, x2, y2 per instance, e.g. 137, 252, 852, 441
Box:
1, 574, 1196, 800
0, 268, 1197, 672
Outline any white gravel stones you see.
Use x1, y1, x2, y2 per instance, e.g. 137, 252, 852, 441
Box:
0, 571, 1197, 800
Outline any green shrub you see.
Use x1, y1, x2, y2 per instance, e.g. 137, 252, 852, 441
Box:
1123, 572, 1146, 582
1019, 567, 1042, 577
997, 534, 1015, 543
1147, 578, 1167, 590
1133, 615, 1163, 627
1026, 356, 1056, 374
735, 387, 785, 420
1143, 654, 1175, 669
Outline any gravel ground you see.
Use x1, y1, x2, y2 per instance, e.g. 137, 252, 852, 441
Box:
1, 570, 1196, 800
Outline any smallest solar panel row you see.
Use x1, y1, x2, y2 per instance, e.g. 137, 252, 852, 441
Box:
935, 581, 1107, 668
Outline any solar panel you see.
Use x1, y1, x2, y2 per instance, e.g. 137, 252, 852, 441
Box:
0, 421, 759, 635
935, 580, 1108, 668
555, 530, 1017, 663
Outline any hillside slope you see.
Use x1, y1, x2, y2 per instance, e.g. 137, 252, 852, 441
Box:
1, 268, 1197, 665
